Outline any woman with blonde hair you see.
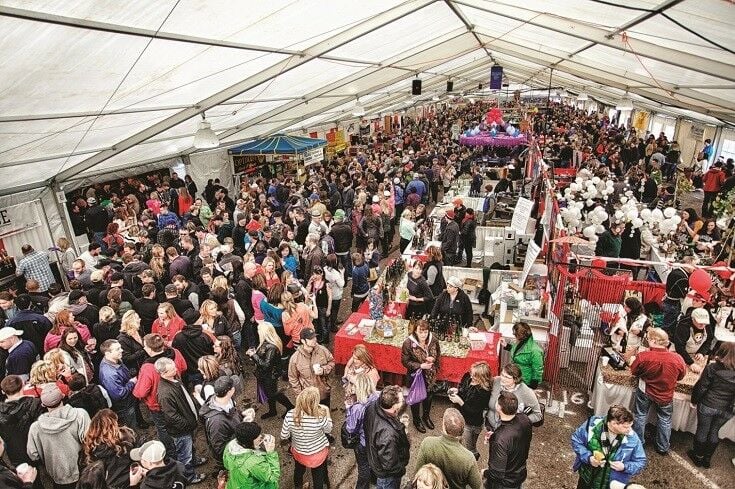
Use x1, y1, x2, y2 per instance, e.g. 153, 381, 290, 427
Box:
93, 306, 121, 345
151, 302, 185, 345
56, 236, 77, 275
343, 344, 380, 398
344, 373, 380, 489
412, 463, 448, 489
82, 408, 135, 488
117, 311, 145, 376
280, 386, 332, 489
21, 359, 71, 397
247, 321, 294, 418
193, 355, 222, 405
261, 256, 280, 289
148, 244, 166, 279
448, 361, 493, 459
196, 299, 228, 337
212, 275, 230, 292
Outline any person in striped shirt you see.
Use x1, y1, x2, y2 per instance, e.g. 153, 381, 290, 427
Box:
280, 387, 333, 489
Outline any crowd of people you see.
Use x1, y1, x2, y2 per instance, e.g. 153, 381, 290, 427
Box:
0, 99, 732, 489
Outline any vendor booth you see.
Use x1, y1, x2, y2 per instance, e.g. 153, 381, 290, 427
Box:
228, 134, 326, 183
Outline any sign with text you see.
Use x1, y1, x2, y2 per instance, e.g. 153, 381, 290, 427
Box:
510, 197, 533, 234
0, 202, 42, 239
490, 65, 503, 90
302, 147, 325, 166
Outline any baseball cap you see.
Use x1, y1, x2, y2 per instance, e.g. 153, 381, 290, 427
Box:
372, 195, 380, 203
334, 209, 345, 220
130, 440, 166, 463
0, 327, 23, 342
691, 308, 709, 325
86, 197, 97, 205
110, 272, 124, 282
300, 327, 316, 340
447, 276, 463, 288
445, 209, 455, 219
40, 383, 64, 408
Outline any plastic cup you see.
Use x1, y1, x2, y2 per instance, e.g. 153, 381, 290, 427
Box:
601, 356, 610, 367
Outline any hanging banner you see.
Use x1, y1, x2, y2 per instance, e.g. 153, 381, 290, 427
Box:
302, 147, 325, 166
510, 197, 533, 234
0, 202, 42, 239
518, 240, 541, 287
490, 65, 503, 90
632, 110, 650, 133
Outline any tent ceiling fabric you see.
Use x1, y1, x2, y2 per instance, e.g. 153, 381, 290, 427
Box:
0, 0, 733, 196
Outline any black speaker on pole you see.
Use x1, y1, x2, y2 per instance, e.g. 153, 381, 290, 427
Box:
412, 79, 422, 95
478, 83, 483, 90
446, 80, 454, 92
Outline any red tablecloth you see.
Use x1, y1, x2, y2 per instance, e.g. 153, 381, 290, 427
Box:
334, 312, 500, 384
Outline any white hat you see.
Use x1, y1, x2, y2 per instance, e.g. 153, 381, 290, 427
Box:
130, 440, 166, 463
393, 177, 400, 185
691, 308, 709, 325
447, 276, 463, 288
372, 195, 380, 203
383, 190, 391, 197
0, 327, 23, 341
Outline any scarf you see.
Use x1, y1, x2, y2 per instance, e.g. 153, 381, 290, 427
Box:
578, 419, 623, 489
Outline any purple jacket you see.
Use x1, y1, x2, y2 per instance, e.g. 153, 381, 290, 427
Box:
345, 391, 380, 446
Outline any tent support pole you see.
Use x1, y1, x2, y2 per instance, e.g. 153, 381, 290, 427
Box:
38, 187, 69, 289
51, 182, 81, 256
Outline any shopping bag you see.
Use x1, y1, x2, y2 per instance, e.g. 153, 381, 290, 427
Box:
406, 369, 427, 405
257, 382, 268, 404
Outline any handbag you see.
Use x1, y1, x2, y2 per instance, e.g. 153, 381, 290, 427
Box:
340, 420, 360, 449
368, 267, 379, 281
406, 369, 427, 405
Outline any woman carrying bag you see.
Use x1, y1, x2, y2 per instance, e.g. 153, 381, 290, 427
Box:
247, 322, 294, 419
401, 319, 440, 433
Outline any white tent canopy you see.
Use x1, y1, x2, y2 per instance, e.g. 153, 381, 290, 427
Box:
1, 0, 733, 197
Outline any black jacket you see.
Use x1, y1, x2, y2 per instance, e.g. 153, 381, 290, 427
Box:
118, 331, 147, 376
431, 289, 473, 328
692, 360, 735, 412
133, 297, 159, 334
423, 259, 446, 297
73, 303, 99, 329
140, 458, 187, 489
364, 401, 410, 479
0, 397, 44, 465
93, 319, 121, 345
0, 463, 31, 489
440, 220, 460, 264
90, 431, 134, 489
234, 278, 255, 322
672, 315, 715, 365
199, 398, 243, 470
460, 217, 477, 248
157, 378, 199, 437
86, 283, 107, 308
665, 267, 689, 299
85, 205, 111, 233
252, 341, 282, 395
486, 413, 532, 488
329, 222, 354, 253
5, 309, 51, 354
171, 324, 214, 374
98, 287, 136, 307
457, 372, 492, 427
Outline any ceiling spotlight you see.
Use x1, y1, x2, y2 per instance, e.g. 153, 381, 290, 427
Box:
432, 95, 440, 101
577, 90, 589, 101
193, 113, 219, 149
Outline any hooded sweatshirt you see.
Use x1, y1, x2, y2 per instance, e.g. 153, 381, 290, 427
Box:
171, 324, 214, 375
223, 440, 280, 489
27, 404, 91, 484
199, 397, 243, 470
140, 458, 187, 489
0, 397, 44, 465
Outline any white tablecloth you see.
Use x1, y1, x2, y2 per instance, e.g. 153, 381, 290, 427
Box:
590, 362, 735, 441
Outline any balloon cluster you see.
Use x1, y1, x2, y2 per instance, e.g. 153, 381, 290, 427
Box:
556, 172, 680, 244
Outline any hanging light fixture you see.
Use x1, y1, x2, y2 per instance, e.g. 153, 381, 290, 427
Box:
576, 91, 589, 101
615, 92, 634, 110
352, 96, 365, 117
193, 113, 219, 149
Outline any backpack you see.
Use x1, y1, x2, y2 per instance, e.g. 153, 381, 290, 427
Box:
320, 235, 335, 255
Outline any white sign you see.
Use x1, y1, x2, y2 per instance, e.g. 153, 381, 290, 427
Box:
302, 147, 324, 166
518, 240, 541, 287
0, 202, 42, 239
510, 197, 533, 234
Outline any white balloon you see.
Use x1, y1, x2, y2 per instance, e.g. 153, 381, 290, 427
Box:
599, 211, 608, 222
652, 208, 664, 221
664, 207, 676, 218
614, 210, 624, 220
591, 176, 601, 185
672, 215, 681, 225
632, 217, 643, 228
620, 196, 628, 204
626, 210, 638, 221
640, 208, 652, 221
586, 199, 594, 207
589, 235, 599, 244
583, 226, 596, 238
625, 190, 633, 197
606, 180, 615, 188
569, 218, 580, 227
595, 224, 605, 234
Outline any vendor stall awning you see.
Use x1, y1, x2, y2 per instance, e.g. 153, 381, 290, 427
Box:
228, 134, 326, 155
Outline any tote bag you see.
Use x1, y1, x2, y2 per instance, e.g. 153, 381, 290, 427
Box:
406, 369, 427, 405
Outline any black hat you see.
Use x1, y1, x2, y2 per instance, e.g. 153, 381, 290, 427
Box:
68, 290, 85, 304
95, 258, 112, 269
300, 327, 316, 340
110, 272, 125, 282
14, 294, 32, 310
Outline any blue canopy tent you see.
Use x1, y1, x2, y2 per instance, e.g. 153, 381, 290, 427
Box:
228, 134, 326, 155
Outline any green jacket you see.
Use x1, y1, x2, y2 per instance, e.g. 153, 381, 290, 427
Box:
414, 435, 482, 489
510, 336, 544, 386
223, 440, 280, 489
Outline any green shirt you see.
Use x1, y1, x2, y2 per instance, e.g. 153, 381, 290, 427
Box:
223, 440, 280, 489
415, 435, 482, 489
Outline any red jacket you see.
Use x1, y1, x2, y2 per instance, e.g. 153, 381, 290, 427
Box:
132, 348, 187, 411
702, 168, 725, 192
630, 347, 686, 404
151, 316, 186, 345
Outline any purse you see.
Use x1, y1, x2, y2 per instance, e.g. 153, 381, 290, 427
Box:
368, 267, 379, 281
341, 420, 360, 449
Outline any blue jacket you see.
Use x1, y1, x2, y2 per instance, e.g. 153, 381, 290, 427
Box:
571, 416, 646, 485
98, 359, 135, 410
352, 263, 370, 296
393, 185, 404, 205
406, 179, 426, 199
